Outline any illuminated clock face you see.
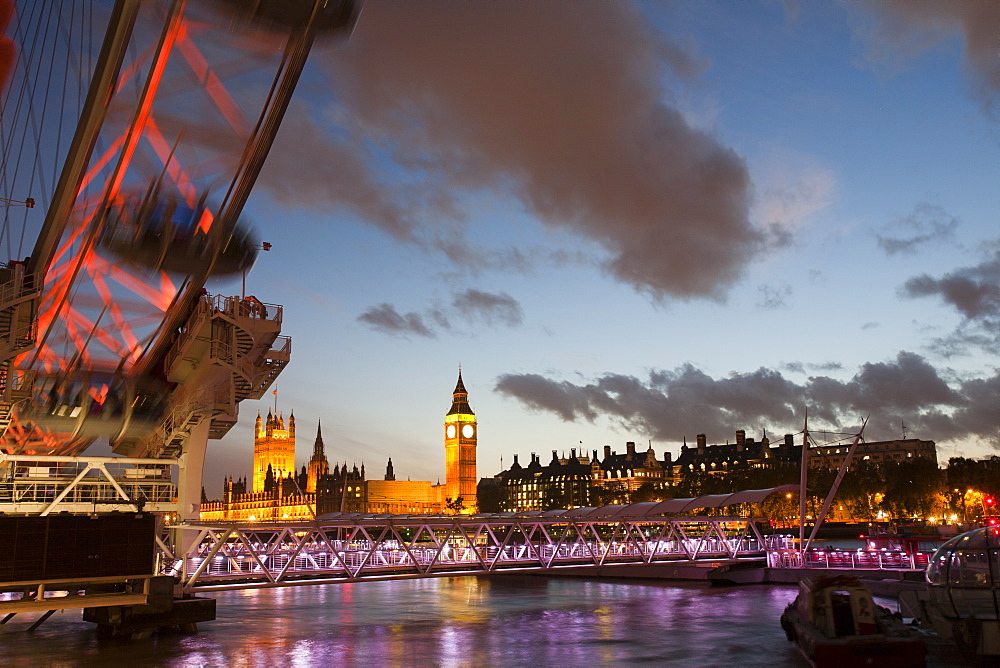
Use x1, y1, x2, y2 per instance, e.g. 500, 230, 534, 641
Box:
446, 425, 456, 439
462, 424, 475, 439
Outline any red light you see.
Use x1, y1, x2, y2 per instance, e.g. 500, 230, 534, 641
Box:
988, 517, 998, 526
986, 497, 995, 506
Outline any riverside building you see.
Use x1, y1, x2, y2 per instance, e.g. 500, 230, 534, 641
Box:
488, 430, 937, 512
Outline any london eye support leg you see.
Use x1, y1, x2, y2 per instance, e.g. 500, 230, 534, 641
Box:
176, 419, 210, 523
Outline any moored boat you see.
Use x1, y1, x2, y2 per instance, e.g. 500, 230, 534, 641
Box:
780, 574, 925, 667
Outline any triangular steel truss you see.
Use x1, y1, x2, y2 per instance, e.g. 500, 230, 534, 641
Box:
166, 515, 773, 593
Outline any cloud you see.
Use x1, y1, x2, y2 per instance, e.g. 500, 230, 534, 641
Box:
900, 246, 1000, 320
260, 103, 428, 241
876, 203, 958, 256
900, 246, 1000, 356
359, 289, 524, 337
271, 1, 761, 301
754, 153, 836, 236
781, 360, 846, 374
811, 361, 845, 372
357, 303, 436, 338
855, 1, 1000, 105
757, 282, 791, 309
495, 351, 998, 447
493, 374, 599, 422
452, 289, 523, 327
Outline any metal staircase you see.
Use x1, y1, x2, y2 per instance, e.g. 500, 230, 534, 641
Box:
136, 293, 290, 456
0, 266, 41, 436
203, 297, 288, 402
155, 384, 233, 458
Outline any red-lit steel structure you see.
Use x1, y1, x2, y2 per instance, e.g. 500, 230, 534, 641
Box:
0, 0, 357, 522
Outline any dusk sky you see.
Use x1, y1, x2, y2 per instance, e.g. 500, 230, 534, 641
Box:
196, 0, 1000, 496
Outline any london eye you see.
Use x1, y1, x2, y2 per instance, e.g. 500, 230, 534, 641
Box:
0, 0, 356, 494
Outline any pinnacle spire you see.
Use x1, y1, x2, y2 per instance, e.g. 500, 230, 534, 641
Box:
313, 419, 325, 457
447, 368, 474, 416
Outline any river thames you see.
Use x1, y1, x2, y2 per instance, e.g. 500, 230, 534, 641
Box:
0, 576, 959, 666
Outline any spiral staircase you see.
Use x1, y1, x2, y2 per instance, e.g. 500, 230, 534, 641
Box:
119, 293, 290, 458
0, 264, 40, 437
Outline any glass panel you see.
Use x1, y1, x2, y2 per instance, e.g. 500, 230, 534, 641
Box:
926, 549, 949, 585
961, 532, 989, 550
955, 550, 991, 587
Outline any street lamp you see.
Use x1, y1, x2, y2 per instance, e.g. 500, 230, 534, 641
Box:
242, 241, 272, 299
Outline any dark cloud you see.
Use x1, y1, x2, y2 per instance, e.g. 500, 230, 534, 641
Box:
900, 250, 1000, 320
898, 245, 1000, 356
267, 1, 759, 301
495, 351, 998, 448
858, 1, 1000, 104
876, 204, 958, 256
260, 103, 425, 241
357, 303, 435, 338
452, 289, 523, 327
493, 374, 599, 422
359, 290, 524, 337
839, 352, 960, 410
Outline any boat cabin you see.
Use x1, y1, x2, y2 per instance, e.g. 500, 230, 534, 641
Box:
795, 576, 879, 638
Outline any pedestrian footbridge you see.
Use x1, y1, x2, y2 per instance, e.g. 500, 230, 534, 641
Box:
164, 487, 797, 593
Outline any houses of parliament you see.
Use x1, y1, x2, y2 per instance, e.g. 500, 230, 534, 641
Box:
200, 371, 478, 521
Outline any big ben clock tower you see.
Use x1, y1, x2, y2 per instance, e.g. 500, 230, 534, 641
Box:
444, 369, 477, 512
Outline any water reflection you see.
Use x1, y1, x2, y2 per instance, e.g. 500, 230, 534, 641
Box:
3, 577, 822, 666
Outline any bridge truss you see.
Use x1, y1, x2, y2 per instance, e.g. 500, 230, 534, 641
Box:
164, 512, 782, 593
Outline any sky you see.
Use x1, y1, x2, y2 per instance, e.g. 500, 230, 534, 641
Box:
167, 1, 997, 495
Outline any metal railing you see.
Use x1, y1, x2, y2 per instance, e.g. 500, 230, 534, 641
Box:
766, 547, 933, 570
0, 454, 179, 514
0, 574, 154, 616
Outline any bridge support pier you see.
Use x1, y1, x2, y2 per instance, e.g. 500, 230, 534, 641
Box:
176, 420, 210, 523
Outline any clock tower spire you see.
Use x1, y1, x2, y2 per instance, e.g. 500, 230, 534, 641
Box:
444, 369, 477, 512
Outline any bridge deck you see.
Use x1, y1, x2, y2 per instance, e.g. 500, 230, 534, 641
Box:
164, 514, 778, 592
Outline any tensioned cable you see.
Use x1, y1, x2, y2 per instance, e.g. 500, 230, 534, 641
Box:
0, 0, 49, 261
23, 0, 62, 260
0, 1, 99, 263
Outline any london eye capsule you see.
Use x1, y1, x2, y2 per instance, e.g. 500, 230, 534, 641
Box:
209, 0, 360, 36
29, 370, 168, 443
97, 189, 259, 277
922, 527, 1000, 658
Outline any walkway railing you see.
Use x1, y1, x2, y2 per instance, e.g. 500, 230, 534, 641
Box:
0, 454, 179, 515
767, 547, 934, 570
164, 514, 781, 592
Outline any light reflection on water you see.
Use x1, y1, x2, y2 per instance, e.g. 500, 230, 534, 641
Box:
1, 577, 816, 666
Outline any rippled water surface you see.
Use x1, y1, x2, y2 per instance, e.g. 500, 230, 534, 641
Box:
0, 576, 932, 666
